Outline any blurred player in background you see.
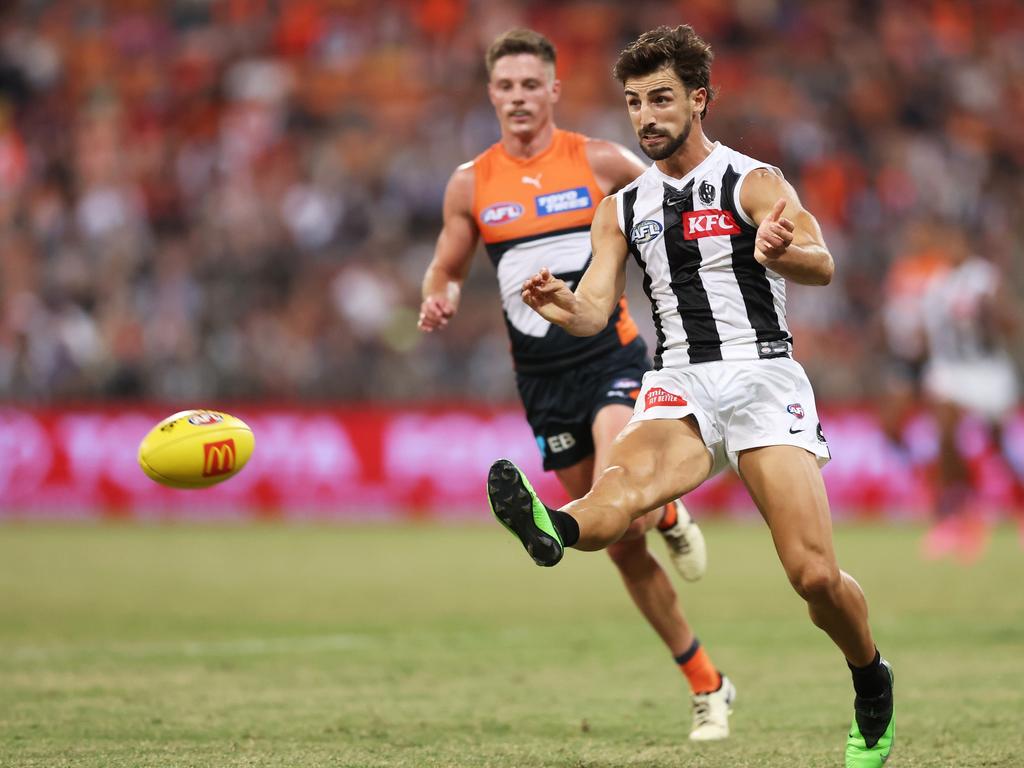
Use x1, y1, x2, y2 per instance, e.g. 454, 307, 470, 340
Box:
877, 219, 947, 454
487, 25, 894, 767
919, 223, 1021, 561
417, 30, 733, 740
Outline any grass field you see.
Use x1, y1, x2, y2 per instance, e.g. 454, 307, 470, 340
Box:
2, 522, 1022, 767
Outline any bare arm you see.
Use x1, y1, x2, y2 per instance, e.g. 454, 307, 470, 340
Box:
521, 196, 629, 336
585, 138, 648, 195
418, 164, 479, 331
740, 168, 834, 286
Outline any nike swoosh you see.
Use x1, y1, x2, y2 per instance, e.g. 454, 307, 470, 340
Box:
789, 427, 806, 434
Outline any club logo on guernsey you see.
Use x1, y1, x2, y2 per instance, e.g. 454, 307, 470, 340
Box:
203, 439, 236, 477
535, 187, 591, 216
480, 202, 523, 225
631, 220, 663, 244
698, 180, 716, 205
644, 387, 687, 410
682, 209, 741, 240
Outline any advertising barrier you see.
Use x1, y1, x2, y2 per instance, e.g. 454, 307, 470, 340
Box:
1, 405, 1021, 520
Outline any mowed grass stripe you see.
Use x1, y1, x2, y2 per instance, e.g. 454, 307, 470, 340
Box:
1, 522, 1022, 767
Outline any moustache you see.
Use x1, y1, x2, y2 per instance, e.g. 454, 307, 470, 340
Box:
640, 130, 669, 139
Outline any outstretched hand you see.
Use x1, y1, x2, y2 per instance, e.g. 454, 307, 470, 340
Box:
521, 268, 577, 324
754, 198, 795, 263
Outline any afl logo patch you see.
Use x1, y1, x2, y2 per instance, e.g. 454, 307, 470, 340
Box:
480, 202, 524, 225
630, 219, 663, 244
698, 180, 716, 205
188, 411, 224, 426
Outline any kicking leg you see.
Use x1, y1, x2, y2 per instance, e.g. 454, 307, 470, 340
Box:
555, 406, 730, 739
568, 416, 713, 550
488, 416, 711, 563
591, 405, 707, 580
553, 408, 701, 658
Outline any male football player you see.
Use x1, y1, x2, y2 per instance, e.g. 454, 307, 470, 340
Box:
419, 29, 732, 740
487, 25, 894, 767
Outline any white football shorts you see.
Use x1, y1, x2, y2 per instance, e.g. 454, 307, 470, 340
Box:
924, 356, 1019, 422
629, 357, 831, 476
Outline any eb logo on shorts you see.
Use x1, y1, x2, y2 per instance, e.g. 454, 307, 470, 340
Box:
536, 432, 578, 458
545, 432, 577, 453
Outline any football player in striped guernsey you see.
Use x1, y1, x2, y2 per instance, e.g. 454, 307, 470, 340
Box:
486, 25, 894, 768
418, 29, 733, 740
919, 223, 1020, 561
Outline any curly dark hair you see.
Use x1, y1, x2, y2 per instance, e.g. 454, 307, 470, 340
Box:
613, 25, 716, 119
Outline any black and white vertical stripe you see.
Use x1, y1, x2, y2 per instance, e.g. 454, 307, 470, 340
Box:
622, 186, 667, 368
617, 143, 793, 368
661, 180, 723, 363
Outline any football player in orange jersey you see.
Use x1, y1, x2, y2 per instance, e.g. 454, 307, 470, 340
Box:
417, 29, 733, 740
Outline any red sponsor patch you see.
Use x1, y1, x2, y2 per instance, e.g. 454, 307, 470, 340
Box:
644, 387, 687, 410
682, 209, 741, 239
203, 439, 236, 477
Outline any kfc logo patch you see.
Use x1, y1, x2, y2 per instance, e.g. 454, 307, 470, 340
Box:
644, 387, 688, 410
682, 209, 741, 240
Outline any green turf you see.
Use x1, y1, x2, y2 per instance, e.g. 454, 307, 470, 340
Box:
1, 522, 1022, 767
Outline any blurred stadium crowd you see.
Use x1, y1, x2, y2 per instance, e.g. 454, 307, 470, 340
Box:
0, 0, 1022, 403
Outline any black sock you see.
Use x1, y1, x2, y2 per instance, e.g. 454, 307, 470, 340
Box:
848, 649, 888, 698
549, 508, 580, 547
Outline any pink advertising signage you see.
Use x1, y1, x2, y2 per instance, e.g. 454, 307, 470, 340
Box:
1, 405, 1020, 520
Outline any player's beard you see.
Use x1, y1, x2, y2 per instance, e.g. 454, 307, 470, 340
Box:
638, 115, 693, 161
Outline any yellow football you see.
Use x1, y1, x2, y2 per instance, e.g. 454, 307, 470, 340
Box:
138, 410, 255, 489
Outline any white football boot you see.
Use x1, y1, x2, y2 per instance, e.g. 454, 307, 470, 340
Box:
689, 675, 736, 741
659, 499, 707, 581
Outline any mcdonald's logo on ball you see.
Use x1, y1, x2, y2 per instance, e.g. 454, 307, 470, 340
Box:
138, 410, 255, 489
203, 439, 236, 477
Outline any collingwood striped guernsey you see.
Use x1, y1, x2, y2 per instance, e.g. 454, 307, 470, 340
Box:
616, 142, 793, 369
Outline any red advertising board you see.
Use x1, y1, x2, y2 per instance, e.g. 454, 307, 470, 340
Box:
0, 405, 1021, 520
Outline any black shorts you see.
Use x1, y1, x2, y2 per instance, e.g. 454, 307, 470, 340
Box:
515, 340, 650, 471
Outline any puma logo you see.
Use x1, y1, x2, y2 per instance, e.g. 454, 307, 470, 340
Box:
521, 173, 543, 189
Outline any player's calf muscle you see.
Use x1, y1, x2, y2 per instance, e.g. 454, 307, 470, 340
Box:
567, 465, 673, 549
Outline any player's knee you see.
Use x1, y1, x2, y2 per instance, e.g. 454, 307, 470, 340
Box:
789, 559, 840, 603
